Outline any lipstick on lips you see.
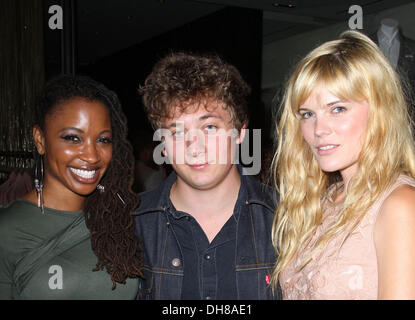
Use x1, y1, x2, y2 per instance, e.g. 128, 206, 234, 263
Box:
69, 167, 101, 183
316, 144, 339, 155
187, 162, 209, 170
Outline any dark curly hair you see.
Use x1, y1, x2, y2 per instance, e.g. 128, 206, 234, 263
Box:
139, 52, 251, 130
35, 74, 144, 289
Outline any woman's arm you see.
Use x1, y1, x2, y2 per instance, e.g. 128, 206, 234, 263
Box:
374, 184, 415, 299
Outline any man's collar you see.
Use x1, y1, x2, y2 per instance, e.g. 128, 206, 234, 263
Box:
133, 170, 177, 215
134, 165, 277, 216
240, 169, 277, 211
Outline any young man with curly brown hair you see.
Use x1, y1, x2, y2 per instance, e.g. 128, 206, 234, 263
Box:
134, 52, 280, 300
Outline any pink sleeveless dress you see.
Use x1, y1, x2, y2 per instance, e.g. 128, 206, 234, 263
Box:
280, 175, 415, 300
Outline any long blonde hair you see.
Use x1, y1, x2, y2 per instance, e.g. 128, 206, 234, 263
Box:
271, 30, 415, 288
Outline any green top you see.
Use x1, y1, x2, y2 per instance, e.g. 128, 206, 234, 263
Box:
0, 199, 138, 300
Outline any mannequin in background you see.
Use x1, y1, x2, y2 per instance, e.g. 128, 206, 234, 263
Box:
373, 19, 415, 112
377, 18, 400, 69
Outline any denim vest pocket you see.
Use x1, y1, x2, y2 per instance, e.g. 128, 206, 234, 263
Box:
236, 262, 277, 299
137, 266, 154, 300
138, 264, 184, 300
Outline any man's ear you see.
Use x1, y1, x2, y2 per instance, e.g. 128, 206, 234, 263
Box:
33, 125, 46, 155
160, 137, 167, 156
236, 124, 247, 145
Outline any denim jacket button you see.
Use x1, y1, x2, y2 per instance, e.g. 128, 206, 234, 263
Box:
172, 258, 181, 267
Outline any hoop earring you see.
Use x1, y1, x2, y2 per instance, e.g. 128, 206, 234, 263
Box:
34, 154, 44, 214
97, 184, 105, 194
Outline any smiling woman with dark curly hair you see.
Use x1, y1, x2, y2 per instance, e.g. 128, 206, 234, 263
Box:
0, 75, 144, 299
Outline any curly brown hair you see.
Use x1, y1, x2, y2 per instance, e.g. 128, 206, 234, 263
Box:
139, 52, 251, 130
35, 75, 144, 289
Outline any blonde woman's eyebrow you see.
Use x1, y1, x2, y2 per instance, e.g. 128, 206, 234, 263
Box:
302, 100, 346, 110
326, 100, 346, 107
298, 100, 346, 112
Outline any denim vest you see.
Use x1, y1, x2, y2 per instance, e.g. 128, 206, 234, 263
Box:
133, 169, 282, 300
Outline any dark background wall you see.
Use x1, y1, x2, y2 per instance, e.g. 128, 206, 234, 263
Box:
78, 7, 265, 142
0, 0, 45, 183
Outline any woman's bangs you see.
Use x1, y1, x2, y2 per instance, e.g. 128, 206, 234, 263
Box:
290, 64, 319, 115
291, 54, 366, 113
323, 62, 366, 103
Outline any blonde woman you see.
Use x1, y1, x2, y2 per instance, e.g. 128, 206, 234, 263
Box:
271, 30, 415, 299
